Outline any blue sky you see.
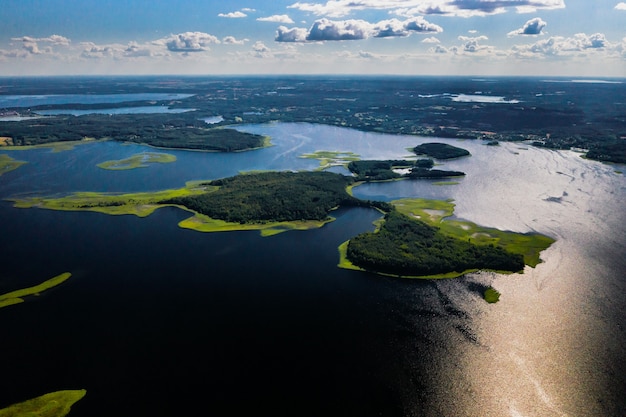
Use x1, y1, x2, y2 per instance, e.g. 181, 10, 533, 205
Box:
1, 0, 625, 76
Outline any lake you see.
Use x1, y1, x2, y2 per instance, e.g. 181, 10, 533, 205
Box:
1, 123, 625, 416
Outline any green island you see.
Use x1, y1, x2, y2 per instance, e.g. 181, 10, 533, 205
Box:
347, 159, 465, 181
97, 152, 176, 170
339, 198, 554, 278
413, 143, 471, 159
0, 154, 27, 175
9, 172, 386, 236
0, 272, 72, 309
0, 389, 86, 417
299, 150, 361, 170
9, 171, 554, 278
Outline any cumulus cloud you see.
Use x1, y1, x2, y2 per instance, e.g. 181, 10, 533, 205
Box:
508, 17, 547, 36
458, 35, 491, 53
257, 15, 295, 24
615, 2, 626, 10
306, 18, 371, 41
276, 26, 309, 42
222, 36, 248, 45
288, 0, 565, 18
218, 11, 247, 18
252, 41, 272, 58
512, 33, 611, 57
10, 34, 71, 55
275, 16, 441, 42
422, 37, 441, 44
157, 32, 220, 52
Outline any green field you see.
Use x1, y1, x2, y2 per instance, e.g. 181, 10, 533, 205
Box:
391, 198, 555, 267
0, 154, 27, 175
97, 152, 176, 170
0, 390, 86, 417
0, 272, 72, 309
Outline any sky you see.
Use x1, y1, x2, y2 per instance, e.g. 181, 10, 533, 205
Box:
1, 0, 625, 77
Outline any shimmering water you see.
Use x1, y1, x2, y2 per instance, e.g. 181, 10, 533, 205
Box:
1, 123, 624, 416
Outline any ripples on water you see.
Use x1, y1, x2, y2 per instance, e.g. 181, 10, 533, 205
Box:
1, 123, 624, 416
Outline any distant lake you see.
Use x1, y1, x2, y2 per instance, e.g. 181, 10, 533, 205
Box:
35, 106, 196, 116
1, 122, 625, 417
0, 93, 193, 108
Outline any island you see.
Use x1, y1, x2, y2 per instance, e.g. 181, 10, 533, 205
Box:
0, 272, 72, 309
97, 152, 176, 170
0, 154, 27, 175
413, 143, 471, 159
347, 159, 464, 181
0, 389, 86, 417
339, 198, 554, 278
10, 171, 553, 278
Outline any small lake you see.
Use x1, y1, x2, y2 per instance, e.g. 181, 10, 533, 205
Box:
1, 122, 625, 417
34, 106, 196, 116
0, 93, 193, 108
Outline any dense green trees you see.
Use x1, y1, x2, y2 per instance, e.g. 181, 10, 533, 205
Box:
413, 143, 471, 159
347, 210, 525, 276
0, 113, 266, 151
166, 171, 362, 223
347, 159, 464, 181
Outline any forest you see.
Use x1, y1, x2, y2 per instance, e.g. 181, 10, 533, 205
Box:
346, 210, 525, 276
0, 113, 266, 152
165, 171, 367, 223
412, 143, 471, 159
2, 76, 624, 162
347, 159, 465, 181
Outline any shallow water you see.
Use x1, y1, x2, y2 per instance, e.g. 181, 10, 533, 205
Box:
1, 123, 624, 416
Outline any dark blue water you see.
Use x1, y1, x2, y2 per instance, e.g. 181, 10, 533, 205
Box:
1, 123, 625, 416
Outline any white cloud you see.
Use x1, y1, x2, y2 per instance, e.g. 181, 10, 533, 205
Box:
252, 41, 272, 58
257, 15, 295, 24
512, 33, 612, 57
615, 2, 626, 10
288, 0, 565, 18
275, 16, 442, 42
10, 34, 71, 55
457, 35, 492, 54
275, 26, 309, 42
156, 32, 220, 52
422, 37, 441, 44
222, 36, 248, 45
241, 8, 256, 12
307, 18, 372, 41
508, 17, 547, 36
218, 11, 247, 18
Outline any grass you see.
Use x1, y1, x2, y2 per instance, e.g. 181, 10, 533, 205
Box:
299, 150, 360, 170
0, 390, 86, 417
0, 137, 100, 152
179, 212, 334, 236
97, 152, 176, 170
0, 272, 72, 309
484, 287, 501, 303
10, 181, 214, 217
392, 198, 555, 267
0, 154, 27, 175
433, 181, 460, 186
9, 180, 333, 236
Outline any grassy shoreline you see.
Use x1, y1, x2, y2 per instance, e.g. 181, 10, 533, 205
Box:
0, 154, 27, 175
97, 152, 176, 170
0, 389, 86, 417
0, 272, 72, 309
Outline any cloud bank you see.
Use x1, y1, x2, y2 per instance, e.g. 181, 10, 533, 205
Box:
276, 17, 442, 42
288, 0, 565, 18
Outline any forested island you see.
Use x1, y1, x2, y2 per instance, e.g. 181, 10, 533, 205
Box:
347, 159, 465, 181
413, 143, 471, 159
10, 170, 551, 278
